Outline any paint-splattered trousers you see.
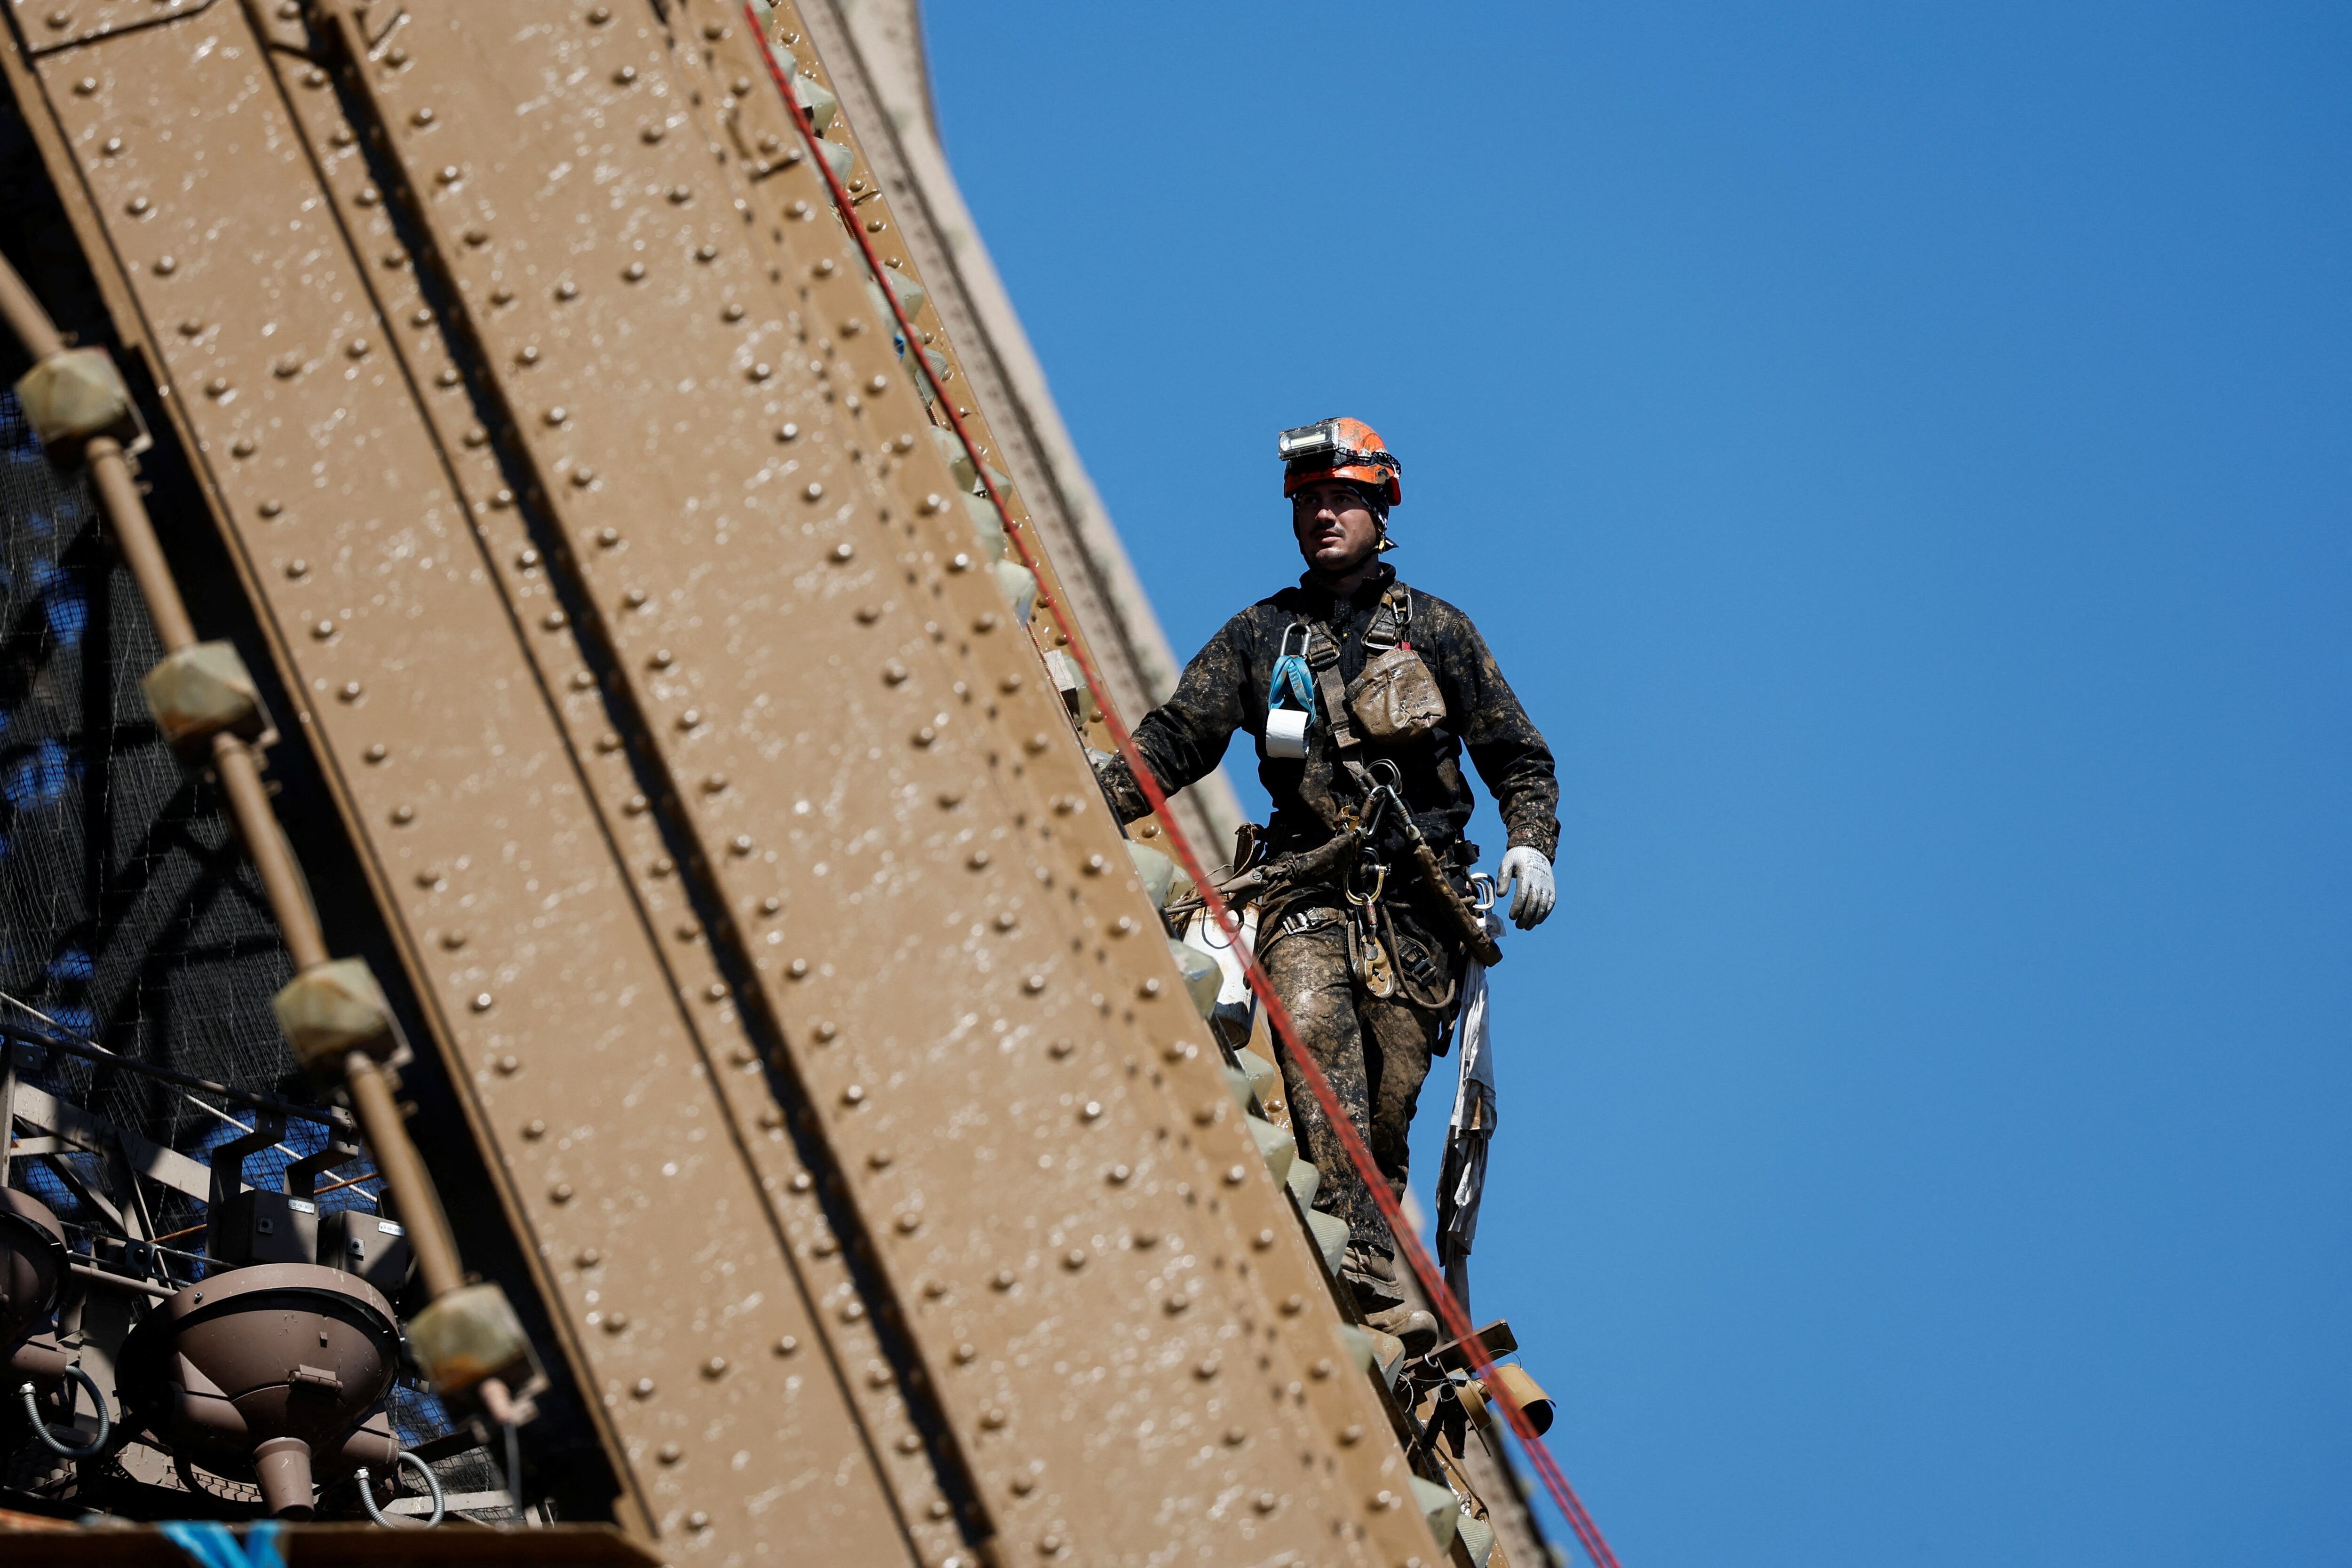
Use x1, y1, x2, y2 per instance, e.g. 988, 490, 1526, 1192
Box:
1260, 902, 1453, 1262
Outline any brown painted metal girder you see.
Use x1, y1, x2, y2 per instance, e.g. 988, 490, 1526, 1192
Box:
5, 0, 1445, 1560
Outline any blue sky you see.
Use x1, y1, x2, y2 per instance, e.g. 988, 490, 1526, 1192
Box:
927, 5, 2351, 1564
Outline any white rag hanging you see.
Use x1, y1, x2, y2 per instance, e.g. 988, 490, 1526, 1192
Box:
1436, 906, 1502, 1280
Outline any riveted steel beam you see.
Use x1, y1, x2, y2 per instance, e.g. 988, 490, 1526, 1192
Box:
3, 6, 919, 1556
6, 0, 1448, 1559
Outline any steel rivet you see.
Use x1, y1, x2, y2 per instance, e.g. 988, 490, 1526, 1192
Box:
868, 374, 889, 394
840, 1299, 866, 1322
597, 527, 621, 547
789, 1172, 813, 1193
1164, 1293, 1189, 1315
496, 1053, 520, 1076
543, 610, 567, 630
856, 604, 883, 624
702, 1356, 727, 1379
588, 4, 611, 21
981, 1409, 1007, 1430
154, 256, 178, 276
705, 982, 728, 1001
882, 661, 908, 685
436, 165, 460, 185
1106, 1164, 1131, 1185
1281, 1293, 1304, 1315
912, 726, 937, 748
758, 1107, 783, 1129
831, 541, 854, 562
525, 1120, 548, 1140
1254, 1492, 1278, 1514
670, 185, 691, 205
516, 345, 540, 366
606, 1312, 630, 1332
898, 1433, 923, 1454
657, 1441, 681, 1465
205, 376, 230, 398
1162, 1041, 1196, 1062
615, 582, 640, 603
649, 648, 674, 668
571, 671, 596, 691
347, 337, 370, 359
556, 280, 579, 301
948, 553, 972, 574
674, 704, 697, 725
967, 849, 990, 871
463, 227, 487, 246
365, 743, 386, 763
354, 185, 381, 208
577, 1247, 601, 1267
1132, 1229, 1158, 1249
124, 193, 148, 214
1139, 977, 1164, 999
411, 107, 436, 127
1311, 1358, 1335, 1380
937, 789, 964, 808
954, 1343, 976, 1364
1224, 1164, 1247, 1185
391, 803, 416, 824
696, 244, 717, 261
813, 258, 836, 277
995, 911, 1018, 932
730, 834, 753, 856
418, 866, 446, 887
596, 732, 622, 752
387, 47, 408, 66
1036, 1534, 1059, 1555
1047, 1038, 1073, 1058
1196, 1359, 1219, 1381
867, 1149, 893, 1171
550, 1182, 574, 1203
842, 1084, 866, 1105
776, 422, 800, 442
704, 773, 728, 793
992, 1269, 1015, 1291
338, 681, 362, 702
1080, 1101, 1102, 1122
103, 138, 123, 157
896, 1212, 920, 1233
544, 406, 568, 426
1063, 1249, 1086, 1272
472, 992, 493, 1012
632, 1378, 655, 1399
491, 286, 514, 305
1010, 1474, 1035, 1496
641, 125, 664, 144
786, 958, 809, 979
1223, 1427, 1247, 1446
804, 482, 826, 502
1024, 974, 1047, 994
760, 896, 782, 915
622, 261, 646, 281
1253, 1228, 1275, 1249
460, 417, 485, 438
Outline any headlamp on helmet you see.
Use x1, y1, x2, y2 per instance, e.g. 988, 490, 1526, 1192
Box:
1278, 416, 1402, 509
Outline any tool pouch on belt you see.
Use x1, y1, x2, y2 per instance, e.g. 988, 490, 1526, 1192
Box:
1346, 588, 1446, 744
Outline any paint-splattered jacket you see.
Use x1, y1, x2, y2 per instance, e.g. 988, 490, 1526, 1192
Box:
1099, 563, 1559, 869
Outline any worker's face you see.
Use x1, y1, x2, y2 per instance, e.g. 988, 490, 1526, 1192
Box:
1291, 482, 1381, 576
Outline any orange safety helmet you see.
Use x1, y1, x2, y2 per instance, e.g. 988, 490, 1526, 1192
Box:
1279, 417, 1403, 510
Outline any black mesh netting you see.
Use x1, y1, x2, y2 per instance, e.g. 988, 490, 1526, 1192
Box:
0, 393, 506, 1516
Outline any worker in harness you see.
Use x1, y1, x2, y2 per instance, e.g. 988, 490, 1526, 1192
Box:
1095, 418, 1558, 1324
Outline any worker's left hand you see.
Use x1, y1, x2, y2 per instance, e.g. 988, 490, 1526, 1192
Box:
1498, 847, 1555, 929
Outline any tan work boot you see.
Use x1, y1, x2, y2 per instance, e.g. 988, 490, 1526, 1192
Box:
1364, 1303, 1440, 1359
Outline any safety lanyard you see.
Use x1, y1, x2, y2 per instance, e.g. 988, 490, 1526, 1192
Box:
1266, 624, 1318, 719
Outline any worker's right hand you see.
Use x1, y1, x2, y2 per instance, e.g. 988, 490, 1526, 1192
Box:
1498, 846, 1555, 929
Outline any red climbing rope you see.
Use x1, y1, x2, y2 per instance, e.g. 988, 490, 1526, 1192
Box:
751, 13, 1622, 1565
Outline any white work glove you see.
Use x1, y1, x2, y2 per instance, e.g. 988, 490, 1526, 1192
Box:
1498, 846, 1555, 930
